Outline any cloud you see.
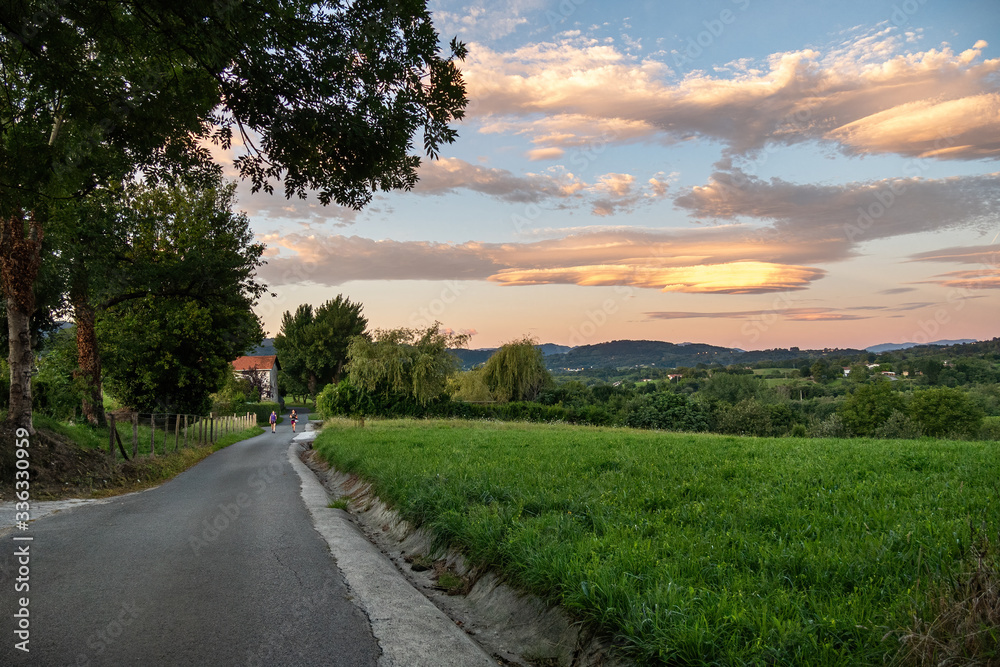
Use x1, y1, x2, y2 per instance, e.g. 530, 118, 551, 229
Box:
906, 244, 1000, 265
644, 308, 872, 321
525, 147, 565, 161
258, 228, 829, 293
462, 30, 1000, 160
922, 269, 1000, 290
673, 169, 1000, 260
412, 157, 669, 214
431, 0, 544, 41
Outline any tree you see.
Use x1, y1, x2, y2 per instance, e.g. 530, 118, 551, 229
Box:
481, 336, 552, 402
95, 183, 266, 414
1, 0, 468, 432
347, 324, 469, 406
274, 296, 368, 399
700, 372, 772, 405
624, 391, 709, 432
909, 387, 984, 438
838, 380, 905, 436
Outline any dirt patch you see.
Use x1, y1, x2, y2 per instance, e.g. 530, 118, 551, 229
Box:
0, 424, 117, 500
0, 424, 221, 501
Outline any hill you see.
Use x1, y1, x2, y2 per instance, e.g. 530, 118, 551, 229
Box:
866, 339, 976, 353
545, 340, 865, 370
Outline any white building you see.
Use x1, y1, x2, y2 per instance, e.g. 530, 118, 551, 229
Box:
231, 355, 281, 404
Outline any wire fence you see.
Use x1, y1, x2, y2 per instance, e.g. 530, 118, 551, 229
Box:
105, 411, 257, 462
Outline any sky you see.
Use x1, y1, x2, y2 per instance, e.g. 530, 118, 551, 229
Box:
236, 0, 1000, 351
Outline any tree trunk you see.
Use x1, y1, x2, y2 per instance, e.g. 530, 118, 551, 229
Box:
0, 214, 43, 434
6, 301, 34, 433
73, 291, 106, 427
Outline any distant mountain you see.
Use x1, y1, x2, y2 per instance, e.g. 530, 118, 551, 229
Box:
546, 339, 865, 370
251, 338, 277, 356
449, 343, 575, 370
865, 339, 976, 353
547, 340, 745, 370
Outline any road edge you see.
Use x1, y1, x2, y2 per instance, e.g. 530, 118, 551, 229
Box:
286, 433, 497, 667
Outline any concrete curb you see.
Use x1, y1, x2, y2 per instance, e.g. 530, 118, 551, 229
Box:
286, 436, 497, 667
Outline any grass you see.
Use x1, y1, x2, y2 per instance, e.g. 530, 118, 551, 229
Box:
32, 414, 262, 497
314, 418, 1000, 666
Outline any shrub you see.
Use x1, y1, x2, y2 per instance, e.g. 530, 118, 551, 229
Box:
909, 387, 985, 438
873, 411, 923, 439
838, 380, 905, 436
809, 413, 848, 438
624, 392, 709, 432
715, 399, 773, 436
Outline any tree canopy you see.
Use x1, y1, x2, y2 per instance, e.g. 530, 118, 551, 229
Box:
274, 296, 368, 398
1, 0, 467, 431
481, 336, 551, 402
347, 325, 468, 406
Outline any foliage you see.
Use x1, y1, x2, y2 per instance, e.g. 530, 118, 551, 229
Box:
97, 183, 265, 413
714, 398, 773, 436
1, 0, 467, 432
447, 369, 494, 402
481, 336, 552, 402
347, 324, 469, 406
274, 296, 368, 397
32, 326, 83, 420
700, 372, 773, 404
317, 379, 375, 425
809, 413, 849, 438
623, 391, 709, 432
211, 372, 257, 415
315, 419, 1000, 665
838, 380, 906, 436
873, 411, 924, 440
909, 387, 985, 438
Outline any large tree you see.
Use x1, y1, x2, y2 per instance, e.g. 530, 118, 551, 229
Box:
1, 0, 467, 432
274, 296, 368, 399
347, 324, 468, 406
95, 182, 267, 414
481, 336, 552, 402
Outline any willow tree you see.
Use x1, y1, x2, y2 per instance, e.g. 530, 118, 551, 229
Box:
481, 336, 552, 402
347, 325, 469, 406
0, 0, 468, 432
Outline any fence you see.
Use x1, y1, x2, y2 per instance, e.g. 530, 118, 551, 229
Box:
105, 412, 257, 462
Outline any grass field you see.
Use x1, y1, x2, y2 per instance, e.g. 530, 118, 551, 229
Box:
314, 419, 999, 665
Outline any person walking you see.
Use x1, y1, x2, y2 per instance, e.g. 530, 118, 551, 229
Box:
269, 410, 277, 433
290, 409, 298, 433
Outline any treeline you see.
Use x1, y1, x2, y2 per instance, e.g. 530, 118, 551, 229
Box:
303, 317, 998, 440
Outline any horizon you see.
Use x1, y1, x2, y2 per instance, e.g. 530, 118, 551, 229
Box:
234, 1, 999, 350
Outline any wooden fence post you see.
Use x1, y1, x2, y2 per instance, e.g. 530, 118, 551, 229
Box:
132, 412, 139, 459
183, 415, 189, 448
210, 413, 215, 444
174, 414, 181, 452
109, 413, 116, 462
150, 414, 156, 457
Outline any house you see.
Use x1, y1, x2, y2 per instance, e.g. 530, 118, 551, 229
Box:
842, 366, 851, 376
231, 355, 281, 404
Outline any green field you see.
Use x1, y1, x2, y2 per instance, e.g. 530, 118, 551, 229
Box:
314, 419, 998, 665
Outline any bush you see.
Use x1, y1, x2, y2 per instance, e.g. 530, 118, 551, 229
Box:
838, 380, 905, 436
809, 414, 848, 438
715, 399, 773, 436
909, 387, 984, 438
873, 411, 923, 439
624, 392, 709, 432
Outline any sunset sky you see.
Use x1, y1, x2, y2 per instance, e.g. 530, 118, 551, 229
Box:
238, 0, 1000, 351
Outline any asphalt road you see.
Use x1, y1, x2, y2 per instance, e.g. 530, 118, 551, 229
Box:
0, 412, 381, 666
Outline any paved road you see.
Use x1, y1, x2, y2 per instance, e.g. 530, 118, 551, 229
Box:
0, 412, 381, 666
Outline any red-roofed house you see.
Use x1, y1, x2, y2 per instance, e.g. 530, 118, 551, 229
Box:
231, 355, 281, 403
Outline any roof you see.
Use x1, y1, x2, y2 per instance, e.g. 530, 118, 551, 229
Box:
232, 355, 278, 371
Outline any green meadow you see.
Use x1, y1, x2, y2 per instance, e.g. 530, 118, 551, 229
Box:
314, 419, 999, 665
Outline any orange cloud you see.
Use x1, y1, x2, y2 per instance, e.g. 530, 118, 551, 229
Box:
488, 261, 824, 293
